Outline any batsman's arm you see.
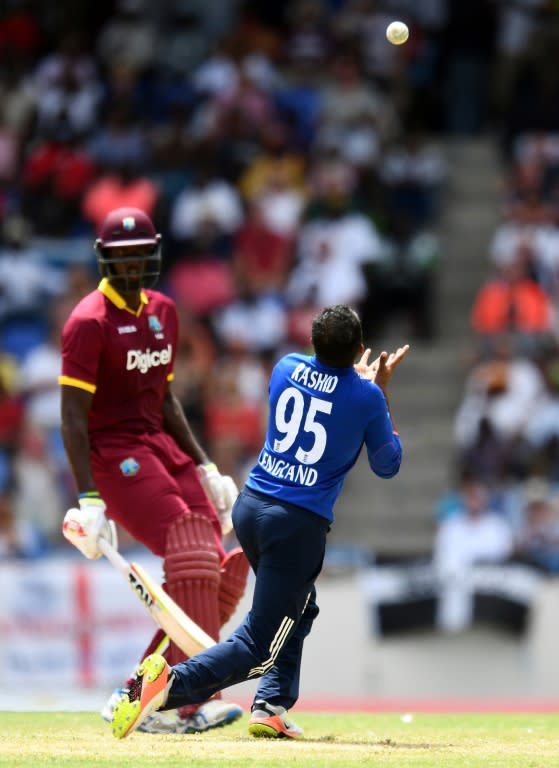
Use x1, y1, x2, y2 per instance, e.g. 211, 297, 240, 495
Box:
60, 384, 97, 494
162, 384, 209, 465
60, 384, 118, 559
162, 383, 237, 522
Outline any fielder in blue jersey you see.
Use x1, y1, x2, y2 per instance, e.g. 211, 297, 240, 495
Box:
109, 304, 410, 740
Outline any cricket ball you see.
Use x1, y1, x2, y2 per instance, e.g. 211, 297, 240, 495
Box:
386, 21, 409, 45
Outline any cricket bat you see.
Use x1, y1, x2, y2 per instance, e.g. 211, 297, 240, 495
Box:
97, 537, 215, 657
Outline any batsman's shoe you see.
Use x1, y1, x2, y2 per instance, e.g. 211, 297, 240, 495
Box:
175, 699, 243, 733
100, 687, 127, 723
248, 700, 304, 739
101, 686, 176, 733
136, 711, 176, 734
111, 654, 172, 739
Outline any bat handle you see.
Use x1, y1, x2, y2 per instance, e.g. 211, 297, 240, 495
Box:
98, 535, 129, 576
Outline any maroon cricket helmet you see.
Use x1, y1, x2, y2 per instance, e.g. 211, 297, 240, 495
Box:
94, 207, 162, 291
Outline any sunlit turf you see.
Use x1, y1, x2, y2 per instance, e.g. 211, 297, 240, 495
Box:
0, 711, 558, 767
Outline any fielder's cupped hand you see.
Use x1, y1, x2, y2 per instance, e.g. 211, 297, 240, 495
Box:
355, 344, 410, 390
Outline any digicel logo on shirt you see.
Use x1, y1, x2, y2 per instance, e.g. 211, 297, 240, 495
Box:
126, 344, 172, 373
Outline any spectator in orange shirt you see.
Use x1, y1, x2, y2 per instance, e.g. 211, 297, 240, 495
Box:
470, 257, 555, 357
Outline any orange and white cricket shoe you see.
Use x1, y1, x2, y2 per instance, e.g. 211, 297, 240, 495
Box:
111, 654, 173, 739
248, 700, 304, 739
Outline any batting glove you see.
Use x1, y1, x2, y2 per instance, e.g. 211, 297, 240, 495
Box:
62, 492, 118, 560
198, 463, 239, 524
217, 475, 239, 536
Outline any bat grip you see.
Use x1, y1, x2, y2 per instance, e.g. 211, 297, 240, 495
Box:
97, 536, 129, 576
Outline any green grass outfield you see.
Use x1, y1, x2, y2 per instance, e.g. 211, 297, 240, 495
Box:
0, 712, 558, 768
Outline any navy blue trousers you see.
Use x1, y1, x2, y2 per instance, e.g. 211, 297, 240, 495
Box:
164, 488, 329, 711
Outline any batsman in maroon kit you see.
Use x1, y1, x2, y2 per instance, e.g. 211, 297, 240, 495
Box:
59, 207, 249, 734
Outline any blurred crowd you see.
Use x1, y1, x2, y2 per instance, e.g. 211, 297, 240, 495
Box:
0, 0, 452, 558
3, 0, 559, 567
436, 2, 559, 591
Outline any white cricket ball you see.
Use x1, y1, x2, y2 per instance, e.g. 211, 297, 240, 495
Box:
386, 20, 409, 45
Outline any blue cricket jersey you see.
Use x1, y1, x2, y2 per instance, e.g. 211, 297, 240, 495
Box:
246, 352, 402, 523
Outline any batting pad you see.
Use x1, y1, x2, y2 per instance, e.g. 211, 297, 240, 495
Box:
164, 513, 221, 666
218, 547, 250, 626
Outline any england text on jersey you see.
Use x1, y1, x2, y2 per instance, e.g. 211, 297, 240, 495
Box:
258, 450, 318, 486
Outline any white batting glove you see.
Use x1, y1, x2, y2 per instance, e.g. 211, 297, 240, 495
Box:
217, 475, 239, 536
198, 462, 238, 523
62, 494, 118, 560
